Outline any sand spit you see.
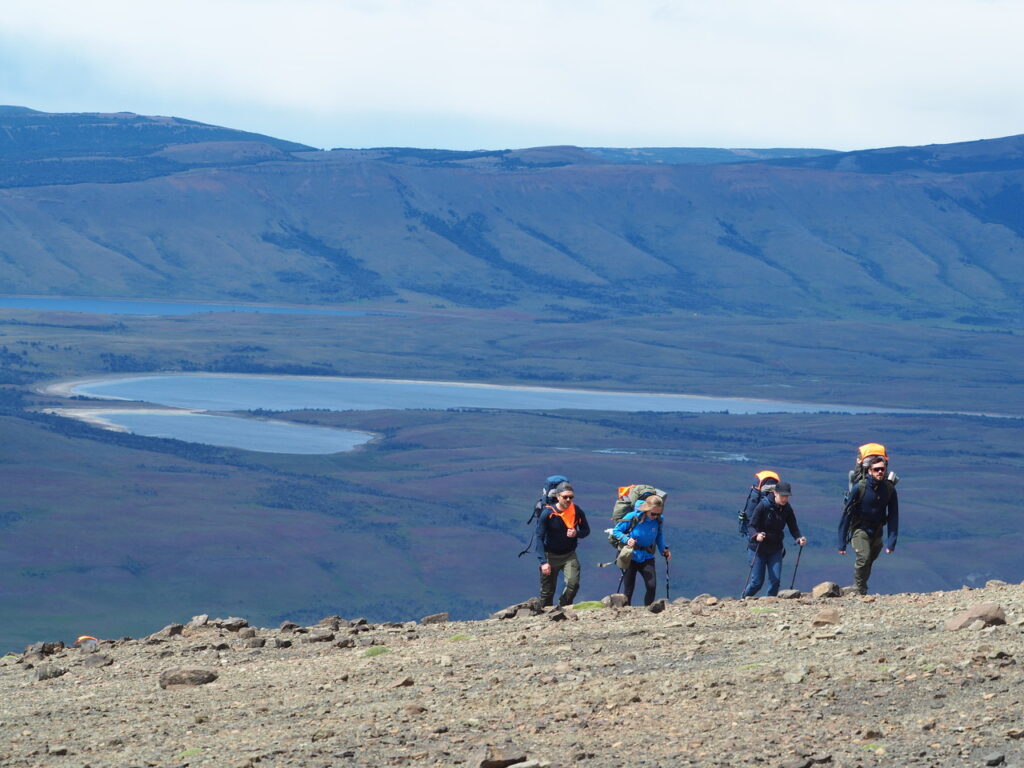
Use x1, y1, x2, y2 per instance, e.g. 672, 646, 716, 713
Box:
4, 583, 1024, 767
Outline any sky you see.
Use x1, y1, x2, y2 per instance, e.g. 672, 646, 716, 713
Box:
1, 0, 1022, 151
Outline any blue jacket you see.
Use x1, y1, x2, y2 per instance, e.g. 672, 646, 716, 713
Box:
838, 478, 898, 551
612, 511, 666, 563
746, 497, 802, 555
535, 505, 590, 562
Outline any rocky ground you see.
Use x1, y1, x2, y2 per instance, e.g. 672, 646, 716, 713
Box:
3, 582, 1024, 768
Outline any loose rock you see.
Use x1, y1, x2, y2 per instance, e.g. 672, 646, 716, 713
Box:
34, 664, 66, 681
944, 603, 1006, 631
158, 667, 218, 689
602, 594, 628, 608
647, 598, 668, 614
812, 608, 841, 626
811, 582, 842, 598
81, 653, 114, 668
470, 743, 528, 768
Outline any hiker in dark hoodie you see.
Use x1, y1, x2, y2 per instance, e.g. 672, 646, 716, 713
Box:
742, 481, 806, 598
838, 456, 899, 594
535, 483, 591, 607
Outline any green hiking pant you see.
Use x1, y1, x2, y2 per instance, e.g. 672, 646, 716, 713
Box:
540, 551, 581, 607
851, 528, 883, 594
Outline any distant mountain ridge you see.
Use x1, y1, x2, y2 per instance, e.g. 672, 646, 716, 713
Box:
0, 107, 312, 187
1, 107, 1023, 326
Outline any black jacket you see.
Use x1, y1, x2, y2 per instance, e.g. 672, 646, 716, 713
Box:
838, 477, 899, 551
746, 497, 802, 555
535, 505, 591, 561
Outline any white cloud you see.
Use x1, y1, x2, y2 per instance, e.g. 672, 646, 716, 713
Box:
2, 0, 1023, 148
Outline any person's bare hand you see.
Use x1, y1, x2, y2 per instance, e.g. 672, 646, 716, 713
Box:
566, 527, 577, 538
626, 538, 637, 548
540, 563, 551, 575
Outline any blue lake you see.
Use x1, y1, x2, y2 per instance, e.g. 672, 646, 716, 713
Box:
85, 410, 373, 454
67, 374, 886, 415
0, 296, 390, 317
49, 373, 903, 455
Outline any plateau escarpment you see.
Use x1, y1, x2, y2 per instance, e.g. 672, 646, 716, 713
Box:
4, 583, 1024, 767
1, 108, 1023, 328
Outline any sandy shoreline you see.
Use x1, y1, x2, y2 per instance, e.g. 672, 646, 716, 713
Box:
42, 407, 204, 432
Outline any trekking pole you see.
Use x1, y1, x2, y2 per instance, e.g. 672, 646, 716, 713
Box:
741, 540, 761, 597
788, 543, 804, 590
664, 557, 671, 602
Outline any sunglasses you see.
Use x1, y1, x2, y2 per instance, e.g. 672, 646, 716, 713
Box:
649, 512, 662, 517
869, 467, 887, 474
559, 494, 574, 500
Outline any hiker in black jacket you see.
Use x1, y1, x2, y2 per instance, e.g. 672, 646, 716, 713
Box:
838, 457, 899, 594
742, 481, 806, 597
534, 483, 591, 607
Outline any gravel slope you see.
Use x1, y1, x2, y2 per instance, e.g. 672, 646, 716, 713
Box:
3, 583, 1023, 768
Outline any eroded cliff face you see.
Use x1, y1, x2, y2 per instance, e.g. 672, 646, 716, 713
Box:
4, 582, 1024, 768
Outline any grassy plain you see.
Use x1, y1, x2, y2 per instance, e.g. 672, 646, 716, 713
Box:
1, 305, 1022, 650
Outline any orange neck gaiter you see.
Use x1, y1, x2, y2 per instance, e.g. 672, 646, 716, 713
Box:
549, 502, 577, 530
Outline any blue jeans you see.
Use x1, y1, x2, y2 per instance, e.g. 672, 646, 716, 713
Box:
743, 548, 784, 597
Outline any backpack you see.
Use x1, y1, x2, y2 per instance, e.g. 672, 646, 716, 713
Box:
737, 470, 779, 536
611, 484, 666, 524
517, 475, 570, 557
845, 444, 899, 501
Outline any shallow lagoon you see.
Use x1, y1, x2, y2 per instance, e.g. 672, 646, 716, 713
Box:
84, 410, 373, 454
69, 374, 885, 415
54, 373, 897, 455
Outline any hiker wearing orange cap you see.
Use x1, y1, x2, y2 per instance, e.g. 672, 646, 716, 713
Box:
839, 455, 899, 594
742, 481, 806, 597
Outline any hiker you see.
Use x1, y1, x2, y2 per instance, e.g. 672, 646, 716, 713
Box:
838, 455, 899, 594
535, 483, 591, 607
738, 470, 780, 536
612, 495, 671, 606
742, 481, 806, 598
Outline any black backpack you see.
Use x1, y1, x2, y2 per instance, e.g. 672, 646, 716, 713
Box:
737, 471, 779, 536
517, 475, 570, 557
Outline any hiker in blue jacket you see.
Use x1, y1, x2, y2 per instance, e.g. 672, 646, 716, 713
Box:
838, 457, 899, 594
612, 495, 671, 606
742, 481, 806, 597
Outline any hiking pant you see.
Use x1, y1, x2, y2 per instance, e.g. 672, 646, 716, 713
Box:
540, 551, 581, 607
852, 528, 884, 594
743, 548, 784, 597
622, 558, 658, 606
